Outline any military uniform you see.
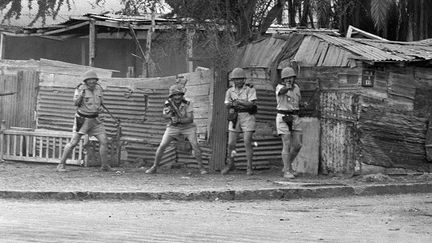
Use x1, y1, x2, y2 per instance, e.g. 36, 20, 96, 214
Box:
73, 83, 106, 137
224, 85, 257, 132
275, 83, 302, 135
160, 99, 198, 144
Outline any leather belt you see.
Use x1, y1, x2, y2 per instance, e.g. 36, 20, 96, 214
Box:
77, 111, 98, 118
277, 110, 299, 115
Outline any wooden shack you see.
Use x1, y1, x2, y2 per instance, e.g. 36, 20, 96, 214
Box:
233, 33, 432, 175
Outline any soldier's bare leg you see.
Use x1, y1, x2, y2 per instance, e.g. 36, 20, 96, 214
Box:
57, 133, 83, 172
221, 131, 239, 175
95, 133, 111, 171
186, 131, 207, 174
243, 131, 254, 175
145, 133, 175, 174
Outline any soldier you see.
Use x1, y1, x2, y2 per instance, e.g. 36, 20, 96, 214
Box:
276, 67, 302, 179
145, 84, 208, 175
57, 70, 112, 172
222, 67, 257, 176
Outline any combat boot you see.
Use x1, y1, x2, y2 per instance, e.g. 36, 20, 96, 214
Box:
145, 165, 158, 174
56, 164, 67, 172
221, 159, 236, 175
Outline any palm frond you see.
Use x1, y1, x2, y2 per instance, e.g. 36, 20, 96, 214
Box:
370, 0, 393, 31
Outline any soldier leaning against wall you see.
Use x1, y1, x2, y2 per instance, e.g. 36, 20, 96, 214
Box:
57, 70, 112, 172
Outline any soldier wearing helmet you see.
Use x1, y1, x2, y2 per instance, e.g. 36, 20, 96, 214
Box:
222, 67, 258, 176
276, 66, 302, 179
145, 83, 208, 175
57, 69, 112, 172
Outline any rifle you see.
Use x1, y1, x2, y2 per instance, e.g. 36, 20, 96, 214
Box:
165, 98, 182, 126
101, 103, 121, 125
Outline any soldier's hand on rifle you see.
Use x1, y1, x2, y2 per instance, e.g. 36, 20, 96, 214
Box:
232, 100, 240, 107
171, 116, 179, 125
163, 106, 172, 114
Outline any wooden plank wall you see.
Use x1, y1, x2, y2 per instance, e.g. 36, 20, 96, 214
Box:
358, 65, 432, 172
414, 67, 432, 163
0, 70, 38, 129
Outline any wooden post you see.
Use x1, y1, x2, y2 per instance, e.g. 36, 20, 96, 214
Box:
89, 20, 96, 67
0, 120, 6, 162
144, 11, 156, 77
81, 41, 86, 65
209, 68, 229, 171
0, 32, 5, 60
186, 28, 195, 73
128, 25, 147, 77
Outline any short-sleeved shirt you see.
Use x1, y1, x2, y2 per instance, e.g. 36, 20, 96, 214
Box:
164, 99, 196, 129
224, 85, 257, 104
225, 85, 257, 132
74, 84, 103, 115
275, 84, 301, 111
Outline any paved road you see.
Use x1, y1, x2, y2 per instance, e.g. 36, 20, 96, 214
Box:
1, 194, 432, 242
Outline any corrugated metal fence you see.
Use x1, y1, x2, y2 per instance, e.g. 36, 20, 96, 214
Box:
36, 69, 213, 168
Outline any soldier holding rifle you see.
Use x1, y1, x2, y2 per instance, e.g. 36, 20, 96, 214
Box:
222, 67, 257, 176
145, 84, 208, 175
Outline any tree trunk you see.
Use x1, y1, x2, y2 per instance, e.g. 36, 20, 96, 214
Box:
300, 0, 310, 27
236, 0, 257, 42
259, 0, 287, 35
287, 0, 296, 27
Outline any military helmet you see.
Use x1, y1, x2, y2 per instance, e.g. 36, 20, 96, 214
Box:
281, 67, 296, 79
169, 84, 185, 97
83, 70, 99, 82
229, 67, 246, 80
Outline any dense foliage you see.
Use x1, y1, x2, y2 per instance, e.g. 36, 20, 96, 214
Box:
1, 0, 432, 41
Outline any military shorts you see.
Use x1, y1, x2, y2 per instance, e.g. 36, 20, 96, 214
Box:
228, 112, 256, 133
276, 113, 302, 135
73, 114, 106, 137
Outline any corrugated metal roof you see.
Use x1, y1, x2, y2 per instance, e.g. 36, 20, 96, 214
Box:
313, 34, 432, 62
233, 37, 287, 68
235, 33, 432, 69
0, 13, 177, 36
